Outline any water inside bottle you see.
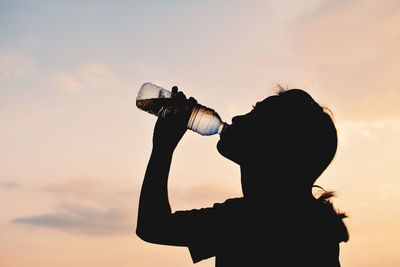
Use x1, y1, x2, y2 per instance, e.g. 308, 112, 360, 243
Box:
137, 98, 191, 117
136, 98, 175, 117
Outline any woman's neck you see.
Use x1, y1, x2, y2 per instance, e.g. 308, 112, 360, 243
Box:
240, 164, 314, 202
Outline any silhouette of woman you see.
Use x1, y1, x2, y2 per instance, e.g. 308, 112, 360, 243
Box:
136, 86, 349, 267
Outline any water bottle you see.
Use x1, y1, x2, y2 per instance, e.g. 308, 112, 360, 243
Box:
136, 82, 228, 136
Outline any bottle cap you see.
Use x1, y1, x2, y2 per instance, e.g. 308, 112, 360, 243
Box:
218, 122, 229, 135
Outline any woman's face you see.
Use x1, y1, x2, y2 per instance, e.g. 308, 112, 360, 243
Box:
217, 112, 252, 164
217, 96, 279, 164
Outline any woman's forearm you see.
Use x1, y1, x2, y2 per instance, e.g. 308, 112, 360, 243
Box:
136, 92, 191, 243
136, 146, 174, 240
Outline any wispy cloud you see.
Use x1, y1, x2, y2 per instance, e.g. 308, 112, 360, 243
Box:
337, 119, 400, 147
0, 50, 35, 78
1, 182, 21, 190
53, 62, 118, 92
78, 62, 117, 88
12, 178, 136, 235
133, 63, 159, 74
12, 202, 133, 235
53, 71, 83, 92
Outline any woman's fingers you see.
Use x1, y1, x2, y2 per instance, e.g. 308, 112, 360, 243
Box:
171, 86, 178, 97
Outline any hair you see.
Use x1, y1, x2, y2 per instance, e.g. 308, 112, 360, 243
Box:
235, 87, 339, 199
271, 88, 338, 185
246, 87, 348, 235
312, 186, 347, 219
273, 88, 347, 221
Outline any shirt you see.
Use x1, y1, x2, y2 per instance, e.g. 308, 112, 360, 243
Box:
170, 197, 348, 267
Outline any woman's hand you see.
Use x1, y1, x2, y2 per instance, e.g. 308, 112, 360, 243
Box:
152, 86, 197, 153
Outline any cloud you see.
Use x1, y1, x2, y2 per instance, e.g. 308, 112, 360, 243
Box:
337, 119, 400, 147
12, 178, 137, 235
12, 202, 133, 235
0, 50, 35, 78
78, 62, 117, 88
1, 182, 21, 190
133, 63, 159, 74
41, 178, 139, 204
53, 71, 83, 92
53, 62, 117, 92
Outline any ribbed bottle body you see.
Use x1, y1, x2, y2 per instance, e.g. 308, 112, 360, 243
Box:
137, 82, 228, 136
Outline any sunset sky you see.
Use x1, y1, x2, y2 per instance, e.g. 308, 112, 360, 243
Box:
1, 0, 400, 266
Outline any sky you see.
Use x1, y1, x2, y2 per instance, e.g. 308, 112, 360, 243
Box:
1, 0, 400, 266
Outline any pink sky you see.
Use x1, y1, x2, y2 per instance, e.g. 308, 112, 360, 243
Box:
1, 1, 400, 266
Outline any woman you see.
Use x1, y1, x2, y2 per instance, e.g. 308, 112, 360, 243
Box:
136, 86, 349, 266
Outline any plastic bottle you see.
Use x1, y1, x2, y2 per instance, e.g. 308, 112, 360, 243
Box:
136, 82, 228, 136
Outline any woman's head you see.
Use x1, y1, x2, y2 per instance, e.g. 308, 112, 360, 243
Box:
217, 88, 337, 196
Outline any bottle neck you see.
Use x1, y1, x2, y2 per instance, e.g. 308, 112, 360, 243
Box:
218, 122, 228, 135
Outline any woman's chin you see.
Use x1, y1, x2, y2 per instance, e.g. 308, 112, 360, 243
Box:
217, 140, 240, 164
216, 139, 224, 156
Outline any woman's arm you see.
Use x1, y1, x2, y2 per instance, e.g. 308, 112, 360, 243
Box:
136, 88, 196, 244
136, 144, 175, 244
